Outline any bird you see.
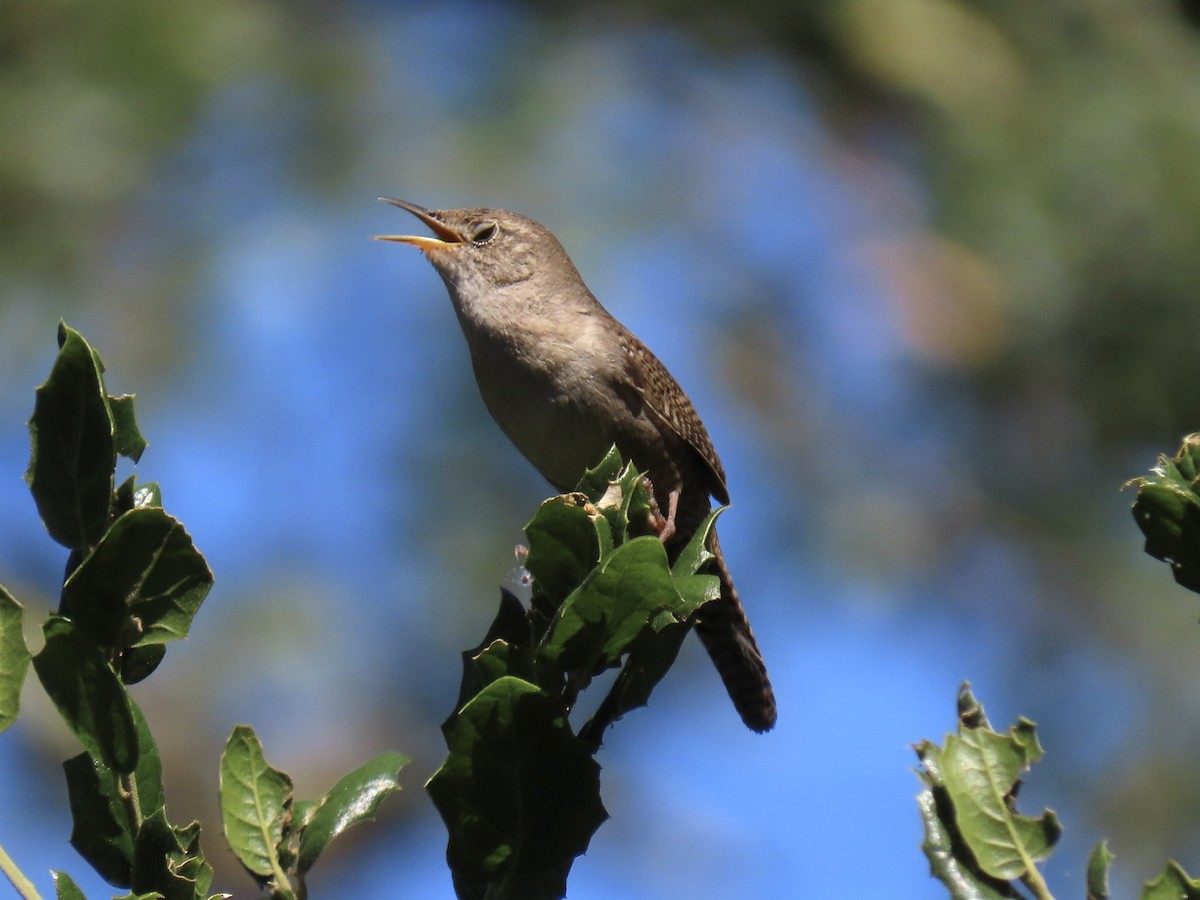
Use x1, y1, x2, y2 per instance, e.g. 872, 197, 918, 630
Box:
375, 198, 776, 733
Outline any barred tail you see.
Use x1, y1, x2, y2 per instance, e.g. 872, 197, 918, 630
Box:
695, 531, 777, 732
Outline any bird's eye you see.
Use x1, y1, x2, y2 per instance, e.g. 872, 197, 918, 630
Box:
470, 222, 498, 244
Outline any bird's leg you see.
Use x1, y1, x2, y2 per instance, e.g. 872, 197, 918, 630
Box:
643, 476, 679, 544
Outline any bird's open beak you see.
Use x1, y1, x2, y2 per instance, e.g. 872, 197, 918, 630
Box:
373, 198, 463, 249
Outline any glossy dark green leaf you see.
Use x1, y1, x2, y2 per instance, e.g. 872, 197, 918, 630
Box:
120, 644, 168, 685
0, 584, 31, 732
1128, 434, 1200, 593
524, 496, 602, 608
51, 871, 88, 900
297, 752, 408, 873
64, 751, 133, 887
131, 809, 211, 900
448, 591, 538, 729
580, 620, 693, 747
220, 725, 293, 880
538, 537, 684, 674
427, 676, 606, 890
34, 617, 138, 773
63, 507, 213, 648
109, 394, 147, 463
64, 698, 166, 886
113, 477, 162, 519
670, 507, 722, 577
25, 322, 116, 550
135, 482, 163, 509
1087, 840, 1114, 900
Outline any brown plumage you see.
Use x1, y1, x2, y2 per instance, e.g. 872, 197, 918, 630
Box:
377, 199, 777, 732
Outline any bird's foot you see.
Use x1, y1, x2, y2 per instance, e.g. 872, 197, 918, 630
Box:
643, 477, 679, 544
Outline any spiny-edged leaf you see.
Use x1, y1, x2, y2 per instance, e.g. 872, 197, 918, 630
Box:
524, 495, 603, 607
427, 676, 607, 889
109, 394, 147, 462
63, 507, 213, 648
922, 688, 1060, 883
581, 536, 724, 739
64, 698, 166, 887
52, 871, 88, 900
220, 725, 293, 880
1142, 860, 1200, 899
473, 640, 534, 694
914, 762, 1019, 900
538, 537, 686, 674
34, 617, 138, 773
670, 507, 722, 577
447, 591, 548, 735
26, 322, 116, 550
588, 459, 650, 545
574, 445, 625, 501
1128, 434, 1200, 594
131, 810, 212, 900
297, 752, 408, 874
579, 621, 692, 748
1088, 840, 1114, 900
0, 584, 31, 732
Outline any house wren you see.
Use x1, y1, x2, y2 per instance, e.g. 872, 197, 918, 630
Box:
376, 198, 776, 733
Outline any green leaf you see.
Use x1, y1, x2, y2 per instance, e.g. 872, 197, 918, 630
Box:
670, 507, 722, 577
64, 698, 166, 886
113, 477, 162, 518
579, 621, 692, 747
34, 617, 138, 773
448, 591, 542, 729
219, 725, 293, 881
1088, 840, 1114, 900
915, 686, 1060, 889
296, 751, 408, 874
1128, 434, 1200, 593
120, 644, 168, 685
63, 507, 213, 648
524, 495, 603, 608
538, 537, 687, 674
472, 639, 536, 694
427, 676, 607, 891
52, 871, 88, 900
574, 446, 625, 501
109, 394, 148, 463
1142, 860, 1200, 899
938, 722, 1060, 880
131, 810, 212, 900
0, 584, 31, 732
25, 322, 116, 550
64, 752, 135, 886
914, 754, 1017, 900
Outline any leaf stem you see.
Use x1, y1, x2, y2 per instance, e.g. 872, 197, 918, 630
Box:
119, 770, 143, 833
1020, 865, 1055, 900
0, 843, 43, 900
